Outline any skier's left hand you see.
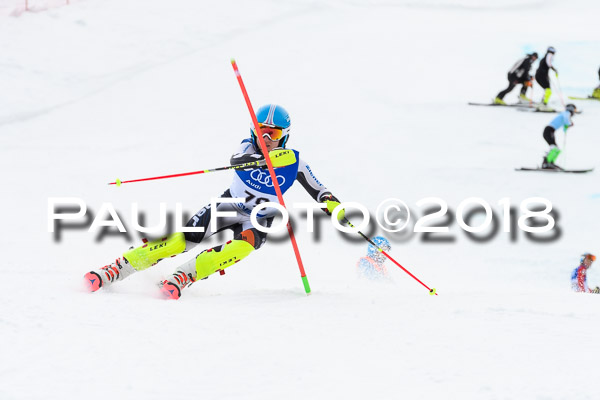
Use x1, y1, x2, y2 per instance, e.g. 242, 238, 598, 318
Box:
321, 194, 345, 222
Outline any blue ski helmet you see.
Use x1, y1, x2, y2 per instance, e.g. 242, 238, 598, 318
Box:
251, 104, 291, 149
547, 46, 556, 54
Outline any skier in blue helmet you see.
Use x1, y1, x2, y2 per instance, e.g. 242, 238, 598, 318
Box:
541, 103, 577, 170
249, 104, 291, 149
85, 104, 345, 299
357, 236, 391, 280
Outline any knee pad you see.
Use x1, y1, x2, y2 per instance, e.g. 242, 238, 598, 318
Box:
237, 228, 268, 250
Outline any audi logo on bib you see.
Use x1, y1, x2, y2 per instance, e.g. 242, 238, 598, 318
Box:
250, 169, 285, 187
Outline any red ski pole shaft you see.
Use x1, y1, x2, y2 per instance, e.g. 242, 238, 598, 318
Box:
108, 160, 263, 186
344, 218, 437, 295
231, 58, 311, 295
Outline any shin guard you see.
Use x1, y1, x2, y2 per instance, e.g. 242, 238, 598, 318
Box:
547, 146, 561, 163
195, 239, 255, 280
124, 232, 187, 271
543, 88, 552, 104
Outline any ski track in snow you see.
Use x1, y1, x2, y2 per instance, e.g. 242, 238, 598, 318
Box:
1, 0, 600, 399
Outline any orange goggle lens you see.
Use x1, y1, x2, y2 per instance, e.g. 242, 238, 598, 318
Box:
254, 124, 285, 141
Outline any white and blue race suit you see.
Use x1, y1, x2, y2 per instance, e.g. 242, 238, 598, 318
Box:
229, 138, 330, 218
184, 139, 335, 248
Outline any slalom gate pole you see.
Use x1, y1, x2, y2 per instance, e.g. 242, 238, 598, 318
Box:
108, 159, 266, 186
343, 217, 438, 295
231, 58, 311, 295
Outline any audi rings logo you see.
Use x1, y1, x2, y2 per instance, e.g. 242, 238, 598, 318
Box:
250, 170, 285, 187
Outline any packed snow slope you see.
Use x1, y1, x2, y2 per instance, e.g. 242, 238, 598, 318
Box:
1, 0, 600, 399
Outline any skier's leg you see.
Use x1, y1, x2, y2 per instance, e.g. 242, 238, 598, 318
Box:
542, 126, 560, 168
496, 74, 516, 103
542, 126, 556, 146
84, 190, 233, 292
84, 232, 188, 292
496, 82, 516, 100
519, 76, 532, 101
161, 217, 273, 299
537, 74, 551, 104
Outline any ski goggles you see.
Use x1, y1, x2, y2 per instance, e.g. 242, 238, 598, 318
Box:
253, 123, 286, 141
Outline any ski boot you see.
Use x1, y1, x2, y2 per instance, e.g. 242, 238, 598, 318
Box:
593, 88, 600, 99
493, 97, 506, 105
536, 103, 554, 112
541, 160, 560, 170
541, 159, 564, 171
160, 270, 196, 300
84, 257, 136, 292
519, 93, 531, 102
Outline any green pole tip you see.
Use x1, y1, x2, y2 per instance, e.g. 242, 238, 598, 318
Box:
116, 179, 122, 187
301, 275, 311, 295
429, 288, 436, 295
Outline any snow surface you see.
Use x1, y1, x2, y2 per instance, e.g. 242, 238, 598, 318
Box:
2, 0, 600, 399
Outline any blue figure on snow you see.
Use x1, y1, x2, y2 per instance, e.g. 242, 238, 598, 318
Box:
571, 253, 600, 293
357, 236, 391, 280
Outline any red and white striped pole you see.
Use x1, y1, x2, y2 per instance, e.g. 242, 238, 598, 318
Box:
231, 59, 311, 295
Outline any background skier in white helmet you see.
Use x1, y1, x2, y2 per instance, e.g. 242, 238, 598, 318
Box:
535, 47, 558, 108
494, 52, 538, 105
84, 104, 345, 299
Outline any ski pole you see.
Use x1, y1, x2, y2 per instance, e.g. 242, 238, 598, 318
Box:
529, 77, 534, 106
554, 72, 566, 107
231, 58, 311, 295
108, 159, 266, 186
343, 217, 438, 295
563, 130, 568, 168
